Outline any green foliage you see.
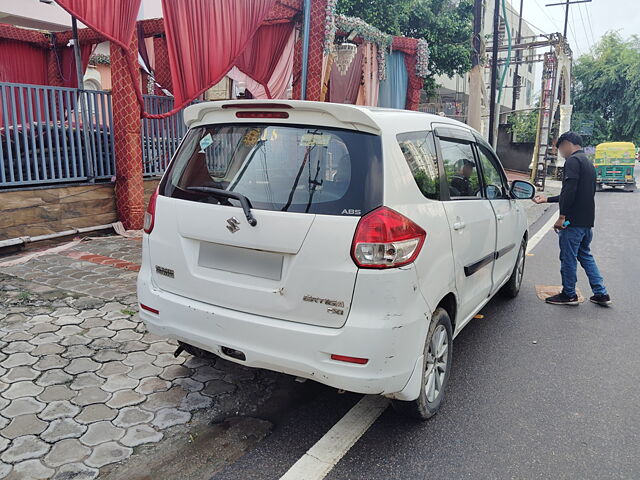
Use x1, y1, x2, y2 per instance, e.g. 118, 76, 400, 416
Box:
413, 169, 439, 198
336, 0, 474, 96
573, 32, 640, 145
506, 109, 538, 143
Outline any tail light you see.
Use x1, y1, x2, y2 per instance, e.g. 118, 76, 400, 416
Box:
351, 207, 426, 269
143, 188, 159, 234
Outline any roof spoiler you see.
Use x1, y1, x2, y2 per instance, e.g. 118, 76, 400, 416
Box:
183, 100, 382, 133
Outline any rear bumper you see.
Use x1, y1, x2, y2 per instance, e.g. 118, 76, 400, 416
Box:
137, 241, 431, 396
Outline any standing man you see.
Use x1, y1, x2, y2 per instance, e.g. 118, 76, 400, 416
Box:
533, 132, 611, 306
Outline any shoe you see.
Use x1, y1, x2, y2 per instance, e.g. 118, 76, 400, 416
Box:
590, 294, 612, 307
546, 292, 579, 306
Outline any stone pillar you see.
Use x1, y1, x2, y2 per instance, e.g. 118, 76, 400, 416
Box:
556, 104, 574, 167
111, 35, 145, 230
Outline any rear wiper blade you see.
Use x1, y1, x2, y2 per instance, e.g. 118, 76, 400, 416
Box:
187, 186, 257, 227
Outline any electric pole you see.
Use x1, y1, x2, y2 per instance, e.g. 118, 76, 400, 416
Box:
545, 0, 592, 39
488, 0, 501, 148
511, 0, 524, 113
467, 0, 484, 131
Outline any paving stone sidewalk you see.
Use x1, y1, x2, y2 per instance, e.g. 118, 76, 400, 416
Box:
0, 236, 285, 480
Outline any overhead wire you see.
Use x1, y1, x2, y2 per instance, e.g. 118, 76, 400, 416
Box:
568, 6, 582, 56
582, 3, 598, 48
576, 3, 592, 52
532, 0, 562, 33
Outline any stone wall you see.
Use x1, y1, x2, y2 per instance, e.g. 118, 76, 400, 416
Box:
0, 179, 160, 241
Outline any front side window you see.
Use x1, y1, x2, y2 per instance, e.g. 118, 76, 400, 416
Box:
439, 139, 481, 198
397, 131, 440, 200
161, 124, 383, 215
476, 144, 508, 199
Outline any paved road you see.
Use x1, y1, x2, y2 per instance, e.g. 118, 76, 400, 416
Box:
212, 176, 640, 480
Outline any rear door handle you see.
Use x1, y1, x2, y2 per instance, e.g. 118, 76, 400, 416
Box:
453, 221, 466, 231
496, 214, 504, 221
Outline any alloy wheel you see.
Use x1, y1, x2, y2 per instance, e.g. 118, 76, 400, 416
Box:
424, 325, 449, 403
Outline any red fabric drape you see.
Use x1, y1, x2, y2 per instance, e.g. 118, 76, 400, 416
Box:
54, 0, 142, 50
0, 40, 47, 84
54, 0, 145, 117
161, 0, 276, 111
329, 46, 364, 105
0, 40, 48, 129
403, 53, 423, 111
235, 22, 294, 99
153, 36, 172, 94
59, 44, 93, 88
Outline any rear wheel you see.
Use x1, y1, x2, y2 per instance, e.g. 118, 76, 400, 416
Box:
392, 308, 453, 420
596, 183, 604, 192
501, 239, 526, 298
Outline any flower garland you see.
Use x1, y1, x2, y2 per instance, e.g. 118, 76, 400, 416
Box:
333, 14, 392, 80
89, 53, 110, 66
416, 39, 431, 78
323, 0, 338, 54
323, 13, 430, 81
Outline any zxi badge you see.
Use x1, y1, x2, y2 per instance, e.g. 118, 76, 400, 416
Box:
226, 217, 241, 233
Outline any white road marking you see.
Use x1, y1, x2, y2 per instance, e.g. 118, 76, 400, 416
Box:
279, 395, 389, 480
280, 207, 558, 480
527, 211, 558, 254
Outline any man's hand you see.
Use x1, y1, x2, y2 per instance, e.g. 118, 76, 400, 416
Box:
533, 194, 548, 204
554, 215, 567, 232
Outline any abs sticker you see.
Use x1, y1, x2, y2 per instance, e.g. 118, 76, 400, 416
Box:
341, 209, 361, 215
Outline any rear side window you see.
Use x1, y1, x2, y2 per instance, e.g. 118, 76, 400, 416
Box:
397, 131, 440, 200
161, 124, 383, 215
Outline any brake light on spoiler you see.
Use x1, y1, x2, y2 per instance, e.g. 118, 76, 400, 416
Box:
235, 111, 289, 119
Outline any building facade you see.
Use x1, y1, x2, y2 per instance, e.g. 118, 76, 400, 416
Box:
428, 0, 538, 134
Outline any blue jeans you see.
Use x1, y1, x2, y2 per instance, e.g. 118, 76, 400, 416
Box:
558, 227, 607, 298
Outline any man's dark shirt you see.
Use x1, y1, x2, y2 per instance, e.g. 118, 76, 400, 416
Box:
451, 174, 472, 197
548, 149, 596, 227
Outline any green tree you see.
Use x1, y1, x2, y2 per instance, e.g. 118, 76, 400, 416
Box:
573, 32, 640, 145
506, 107, 538, 143
336, 0, 474, 95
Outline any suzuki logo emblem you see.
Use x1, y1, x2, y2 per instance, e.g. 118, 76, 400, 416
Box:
226, 217, 241, 233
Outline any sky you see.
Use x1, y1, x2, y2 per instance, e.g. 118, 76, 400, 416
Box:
521, 0, 640, 58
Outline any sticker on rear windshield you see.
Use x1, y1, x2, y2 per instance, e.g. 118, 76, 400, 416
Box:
199, 133, 214, 152
300, 133, 330, 147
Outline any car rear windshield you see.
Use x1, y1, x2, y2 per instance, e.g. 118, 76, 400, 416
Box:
160, 124, 383, 216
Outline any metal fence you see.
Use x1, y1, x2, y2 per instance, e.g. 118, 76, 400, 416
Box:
0, 82, 115, 187
0, 83, 189, 189
141, 95, 188, 176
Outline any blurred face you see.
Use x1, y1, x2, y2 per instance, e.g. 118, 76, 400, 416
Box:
558, 141, 578, 158
462, 164, 474, 178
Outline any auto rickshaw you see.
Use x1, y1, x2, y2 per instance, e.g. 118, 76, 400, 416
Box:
594, 142, 636, 191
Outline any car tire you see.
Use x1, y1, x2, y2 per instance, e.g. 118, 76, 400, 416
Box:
391, 308, 453, 421
502, 238, 526, 298
596, 183, 604, 192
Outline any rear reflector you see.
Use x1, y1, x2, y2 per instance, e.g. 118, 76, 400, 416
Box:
330, 354, 369, 365
236, 111, 289, 119
140, 303, 159, 315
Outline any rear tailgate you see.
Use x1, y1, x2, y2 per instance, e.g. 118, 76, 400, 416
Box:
147, 106, 383, 328
149, 198, 361, 328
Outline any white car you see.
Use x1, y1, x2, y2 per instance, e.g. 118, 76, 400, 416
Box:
137, 100, 535, 419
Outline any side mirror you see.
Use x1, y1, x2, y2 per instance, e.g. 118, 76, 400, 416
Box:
510, 180, 536, 199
